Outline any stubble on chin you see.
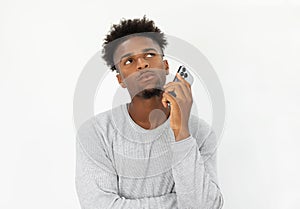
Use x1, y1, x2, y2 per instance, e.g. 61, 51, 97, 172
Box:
140, 88, 163, 99
126, 70, 166, 99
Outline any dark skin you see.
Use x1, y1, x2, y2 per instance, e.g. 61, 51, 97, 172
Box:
113, 36, 193, 141
127, 93, 169, 130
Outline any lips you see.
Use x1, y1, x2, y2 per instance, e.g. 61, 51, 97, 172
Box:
138, 71, 155, 81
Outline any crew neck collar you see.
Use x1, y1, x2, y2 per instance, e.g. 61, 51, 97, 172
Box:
111, 103, 172, 143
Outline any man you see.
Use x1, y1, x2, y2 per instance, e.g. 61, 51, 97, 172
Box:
76, 16, 223, 209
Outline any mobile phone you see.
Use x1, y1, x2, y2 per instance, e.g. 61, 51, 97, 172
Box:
168, 65, 194, 98
173, 65, 194, 85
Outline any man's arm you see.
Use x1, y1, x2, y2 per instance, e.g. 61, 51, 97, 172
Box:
163, 73, 223, 208
75, 120, 178, 209
170, 127, 224, 209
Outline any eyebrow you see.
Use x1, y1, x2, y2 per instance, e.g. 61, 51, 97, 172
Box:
119, 48, 159, 61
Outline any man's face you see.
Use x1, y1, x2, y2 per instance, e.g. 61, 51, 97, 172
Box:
113, 36, 169, 98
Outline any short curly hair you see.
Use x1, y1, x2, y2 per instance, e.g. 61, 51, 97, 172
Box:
102, 15, 168, 72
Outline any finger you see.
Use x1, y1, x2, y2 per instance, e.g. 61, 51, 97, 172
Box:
173, 74, 192, 99
163, 82, 178, 89
164, 74, 191, 93
161, 94, 169, 108
164, 81, 190, 100
163, 84, 177, 96
171, 84, 186, 100
177, 80, 192, 100
163, 91, 178, 108
175, 73, 191, 89
163, 81, 184, 93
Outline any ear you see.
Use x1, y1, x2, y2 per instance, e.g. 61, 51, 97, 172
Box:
116, 73, 126, 88
163, 60, 169, 75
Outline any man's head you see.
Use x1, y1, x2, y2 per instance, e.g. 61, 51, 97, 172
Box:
102, 16, 170, 99
102, 16, 168, 72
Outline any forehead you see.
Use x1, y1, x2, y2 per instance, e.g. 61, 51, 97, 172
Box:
113, 36, 162, 61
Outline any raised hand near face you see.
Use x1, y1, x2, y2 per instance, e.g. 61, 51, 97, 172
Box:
162, 73, 193, 141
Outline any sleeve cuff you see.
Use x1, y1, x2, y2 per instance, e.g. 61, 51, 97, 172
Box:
170, 136, 199, 166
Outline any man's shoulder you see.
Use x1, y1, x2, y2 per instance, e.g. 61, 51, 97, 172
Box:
76, 104, 125, 141
75, 105, 127, 160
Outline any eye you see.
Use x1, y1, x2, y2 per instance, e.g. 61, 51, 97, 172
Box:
145, 52, 156, 58
124, 58, 133, 65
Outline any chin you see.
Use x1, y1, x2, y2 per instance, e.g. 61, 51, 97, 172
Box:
140, 88, 163, 99
128, 81, 164, 99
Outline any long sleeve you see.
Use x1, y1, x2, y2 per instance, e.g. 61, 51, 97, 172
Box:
170, 125, 224, 209
75, 119, 178, 209
75, 107, 224, 209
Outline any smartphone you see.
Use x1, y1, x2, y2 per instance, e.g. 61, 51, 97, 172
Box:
173, 65, 194, 85
168, 65, 194, 98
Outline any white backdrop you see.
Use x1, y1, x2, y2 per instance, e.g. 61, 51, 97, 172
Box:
1, 0, 299, 209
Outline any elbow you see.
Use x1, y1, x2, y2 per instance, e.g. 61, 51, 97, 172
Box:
213, 191, 224, 209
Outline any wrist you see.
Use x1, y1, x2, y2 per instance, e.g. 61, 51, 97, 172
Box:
174, 127, 190, 141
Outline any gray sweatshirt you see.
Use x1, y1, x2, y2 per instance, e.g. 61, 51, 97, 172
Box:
75, 104, 223, 209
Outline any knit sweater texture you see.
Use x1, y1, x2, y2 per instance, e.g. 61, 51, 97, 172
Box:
76, 104, 223, 209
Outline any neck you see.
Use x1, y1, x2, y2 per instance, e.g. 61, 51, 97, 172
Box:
128, 93, 170, 130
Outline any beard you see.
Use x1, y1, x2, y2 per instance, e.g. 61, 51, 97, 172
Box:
139, 88, 163, 99
124, 68, 166, 99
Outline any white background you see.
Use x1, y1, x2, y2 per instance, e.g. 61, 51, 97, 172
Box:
1, 0, 299, 208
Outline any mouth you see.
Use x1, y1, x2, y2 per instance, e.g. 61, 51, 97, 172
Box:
138, 71, 155, 81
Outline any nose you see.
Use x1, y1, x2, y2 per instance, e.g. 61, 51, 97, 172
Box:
136, 57, 149, 70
